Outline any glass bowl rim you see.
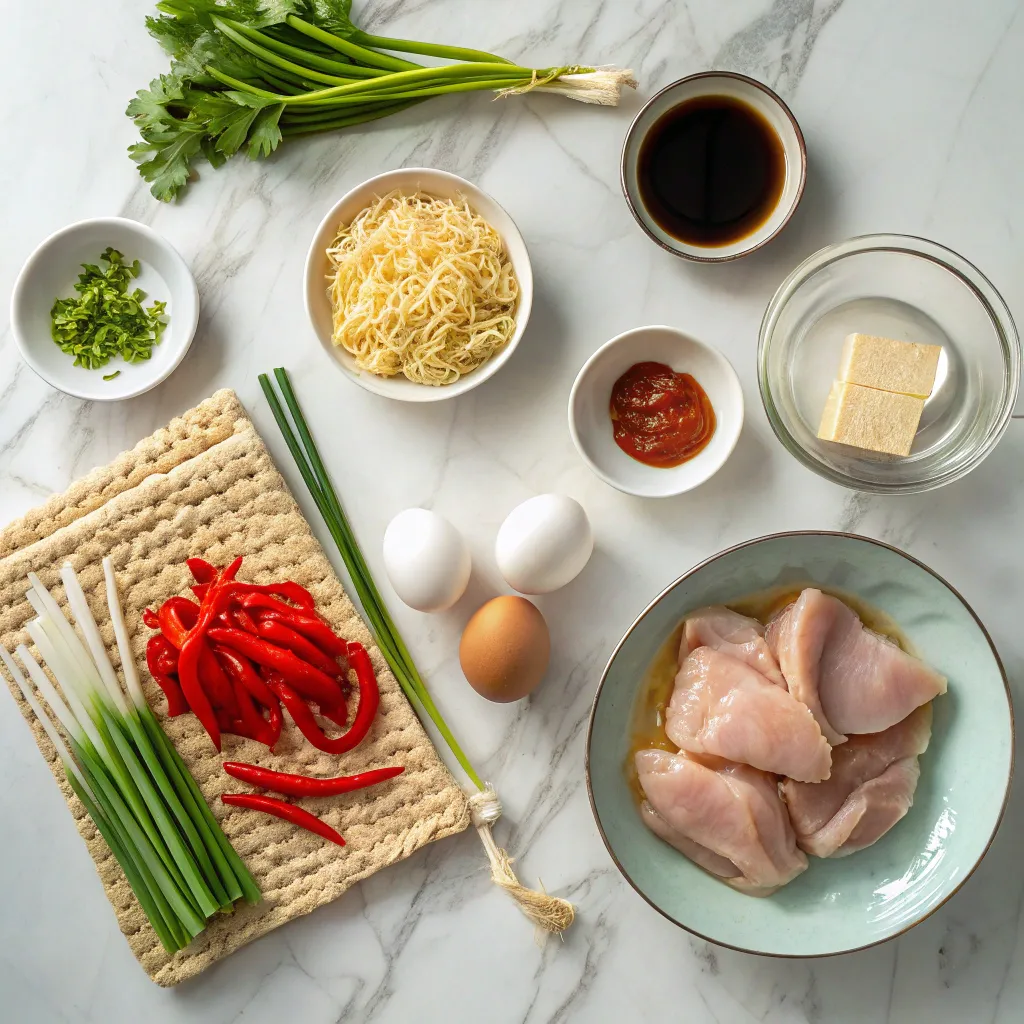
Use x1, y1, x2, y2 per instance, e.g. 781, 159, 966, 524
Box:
758, 233, 1020, 493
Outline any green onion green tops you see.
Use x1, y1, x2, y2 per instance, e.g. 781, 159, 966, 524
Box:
50, 247, 167, 372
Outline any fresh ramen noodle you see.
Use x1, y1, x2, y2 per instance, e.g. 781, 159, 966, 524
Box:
327, 191, 519, 386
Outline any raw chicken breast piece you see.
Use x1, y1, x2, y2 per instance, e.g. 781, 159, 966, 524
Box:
766, 588, 946, 739
636, 748, 807, 894
666, 646, 832, 782
795, 758, 921, 858
781, 703, 932, 857
681, 605, 786, 686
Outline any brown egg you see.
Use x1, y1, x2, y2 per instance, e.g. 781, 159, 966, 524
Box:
459, 596, 550, 703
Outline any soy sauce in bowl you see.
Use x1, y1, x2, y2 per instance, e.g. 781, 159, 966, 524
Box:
637, 95, 786, 247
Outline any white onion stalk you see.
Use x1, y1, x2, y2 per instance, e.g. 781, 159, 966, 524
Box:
498, 66, 638, 105
0, 563, 261, 953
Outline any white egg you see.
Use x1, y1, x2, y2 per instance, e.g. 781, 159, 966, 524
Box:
495, 494, 593, 595
382, 508, 471, 613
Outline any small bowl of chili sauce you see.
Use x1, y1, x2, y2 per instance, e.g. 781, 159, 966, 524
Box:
568, 326, 743, 497
620, 72, 806, 262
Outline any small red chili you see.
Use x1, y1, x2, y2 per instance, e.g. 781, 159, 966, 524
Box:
222, 762, 404, 798
198, 644, 239, 717
213, 645, 277, 710
142, 608, 160, 630
221, 792, 346, 848
256, 618, 342, 677
343, 642, 381, 751
145, 635, 188, 717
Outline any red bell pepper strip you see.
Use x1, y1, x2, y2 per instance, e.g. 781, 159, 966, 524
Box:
220, 556, 244, 582
198, 644, 239, 717
245, 597, 348, 658
342, 642, 381, 750
177, 633, 221, 751
157, 596, 200, 650
142, 607, 160, 630
145, 635, 188, 717
213, 645, 277, 710
221, 792, 346, 848
228, 670, 273, 747
263, 675, 346, 752
231, 605, 260, 635
186, 557, 218, 584
256, 618, 342, 677
222, 762, 404, 798
205, 627, 345, 714
264, 649, 377, 756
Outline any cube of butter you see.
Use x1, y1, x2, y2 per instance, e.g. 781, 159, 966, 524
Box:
817, 381, 924, 457
838, 333, 941, 398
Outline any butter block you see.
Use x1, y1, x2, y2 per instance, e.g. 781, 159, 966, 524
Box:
817, 381, 924, 457
838, 333, 941, 398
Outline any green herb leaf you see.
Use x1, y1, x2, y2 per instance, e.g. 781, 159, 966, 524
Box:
247, 102, 285, 157
103, 370, 122, 381
49, 249, 168, 371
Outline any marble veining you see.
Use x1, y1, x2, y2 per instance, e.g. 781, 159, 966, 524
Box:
2, 0, 1024, 1021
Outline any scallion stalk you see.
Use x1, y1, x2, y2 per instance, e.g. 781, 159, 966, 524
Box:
259, 369, 484, 790
0, 564, 261, 953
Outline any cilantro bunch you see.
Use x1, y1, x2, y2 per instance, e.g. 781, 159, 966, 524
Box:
127, 0, 635, 201
50, 248, 167, 376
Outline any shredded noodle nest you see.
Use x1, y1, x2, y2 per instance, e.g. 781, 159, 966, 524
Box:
326, 190, 519, 386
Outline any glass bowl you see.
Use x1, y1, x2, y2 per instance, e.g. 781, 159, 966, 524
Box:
759, 234, 1019, 492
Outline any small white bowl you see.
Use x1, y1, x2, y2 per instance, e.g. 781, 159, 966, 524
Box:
10, 218, 199, 401
568, 326, 744, 497
621, 73, 806, 262
304, 167, 533, 403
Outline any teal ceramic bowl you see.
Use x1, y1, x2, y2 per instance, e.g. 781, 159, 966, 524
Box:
587, 532, 1013, 956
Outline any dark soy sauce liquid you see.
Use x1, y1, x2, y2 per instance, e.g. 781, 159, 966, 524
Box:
637, 95, 786, 247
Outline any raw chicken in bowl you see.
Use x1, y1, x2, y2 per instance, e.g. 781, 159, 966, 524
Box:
586, 532, 1012, 956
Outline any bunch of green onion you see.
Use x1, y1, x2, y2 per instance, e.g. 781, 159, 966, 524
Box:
0, 560, 260, 954
128, 1, 637, 201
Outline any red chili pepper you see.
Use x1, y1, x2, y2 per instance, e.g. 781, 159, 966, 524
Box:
263, 675, 343, 752
142, 608, 160, 630
186, 557, 218, 584
206, 627, 345, 714
191, 583, 210, 602
265, 698, 283, 749
157, 596, 200, 650
222, 762, 404, 798
256, 618, 342, 677
145, 635, 188, 717
244, 595, 348, 657
221, 792, 346, 848
228, 670, 273, 747
177, 633, 221, 751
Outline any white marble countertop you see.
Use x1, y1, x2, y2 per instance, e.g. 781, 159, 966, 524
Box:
3, 1, 1024, 1021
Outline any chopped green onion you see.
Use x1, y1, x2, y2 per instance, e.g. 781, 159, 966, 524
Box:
0, 563, 261, 952
259, 368, 483, 790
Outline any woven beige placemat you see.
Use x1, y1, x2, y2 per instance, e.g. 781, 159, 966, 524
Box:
0, 389, 470, 986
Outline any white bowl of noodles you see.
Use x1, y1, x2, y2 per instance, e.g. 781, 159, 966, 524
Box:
304, 167, 533, 402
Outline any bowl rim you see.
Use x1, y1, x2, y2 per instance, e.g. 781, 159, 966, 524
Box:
302, 166, 534, 403
758, 232, 1022, 492
567, 324, 745, 497
619, 71, 808, 263
584, 529, 1015, 957
10, 216, 200, 402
